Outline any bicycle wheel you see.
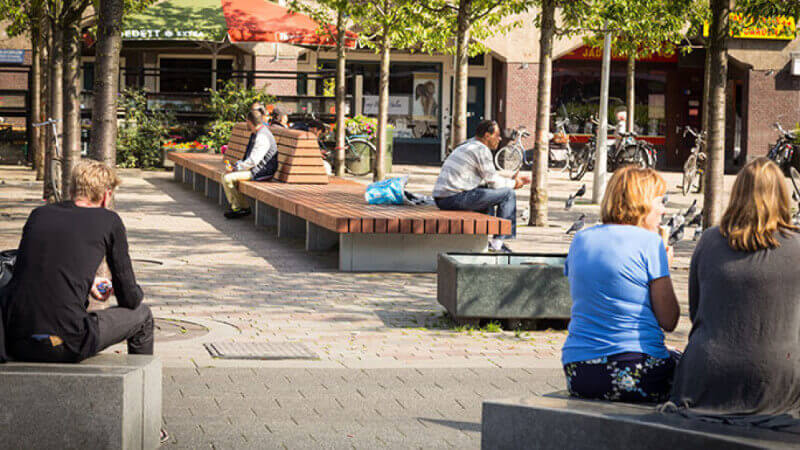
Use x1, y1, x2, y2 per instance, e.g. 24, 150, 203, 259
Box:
569, 149, 588, 181
682, 154, 697, 196
494, 146, 522, 172
346, 138, 376, 176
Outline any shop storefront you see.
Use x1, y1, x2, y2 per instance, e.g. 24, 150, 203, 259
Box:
298, 49, 494, 164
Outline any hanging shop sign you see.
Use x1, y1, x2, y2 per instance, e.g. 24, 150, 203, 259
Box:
703, 14, 796, 40
559, 46, 678, 63
0, 49, 26, 64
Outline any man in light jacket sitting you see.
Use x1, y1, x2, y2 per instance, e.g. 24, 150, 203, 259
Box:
433, 120, 530, 253
222, 110, 278, 219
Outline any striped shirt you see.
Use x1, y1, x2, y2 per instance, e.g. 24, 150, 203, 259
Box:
433, 138, 515, 198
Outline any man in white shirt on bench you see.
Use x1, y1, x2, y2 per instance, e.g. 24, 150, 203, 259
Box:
222, 110, 278, 219
433, 120, 530, 253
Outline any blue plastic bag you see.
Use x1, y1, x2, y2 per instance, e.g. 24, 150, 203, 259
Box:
364, 175, 408, 205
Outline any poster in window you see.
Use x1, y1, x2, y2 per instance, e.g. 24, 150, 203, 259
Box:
648, 94, 665, 119
412, 73, 439, 121
363, 95, 409, 115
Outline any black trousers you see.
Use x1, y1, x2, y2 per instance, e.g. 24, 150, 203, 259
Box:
9, 304, 153, 363
92, 303, 154, 356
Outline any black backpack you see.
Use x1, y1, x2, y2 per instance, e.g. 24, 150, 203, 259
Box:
0, 249, 17, 363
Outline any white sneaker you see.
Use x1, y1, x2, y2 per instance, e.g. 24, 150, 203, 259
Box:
489, 238, 504, 251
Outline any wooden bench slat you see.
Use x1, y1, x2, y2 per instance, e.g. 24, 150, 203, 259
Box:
475, 218, 488, 235
437, 219, 450, 234
487, 220, 500, 236
463, 219, 475, 235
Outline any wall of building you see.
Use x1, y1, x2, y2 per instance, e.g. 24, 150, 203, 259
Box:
496, 62, 539, 150
746, 68, 800, 159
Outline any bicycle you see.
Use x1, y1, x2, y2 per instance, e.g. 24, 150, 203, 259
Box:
319, 131, 377, 177
32, 118, 63, 202
767, 121, 798, 174
681, 126, 706, 196
493, 126, 532, 172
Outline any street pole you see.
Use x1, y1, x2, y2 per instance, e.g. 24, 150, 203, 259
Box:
592, 21, 612, 204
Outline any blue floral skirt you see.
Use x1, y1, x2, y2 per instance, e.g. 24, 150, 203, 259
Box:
563, 352, 677, 403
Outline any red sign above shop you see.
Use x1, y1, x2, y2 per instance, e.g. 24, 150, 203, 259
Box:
559, 45, 678, 63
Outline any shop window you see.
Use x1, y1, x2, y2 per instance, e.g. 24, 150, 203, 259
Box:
551, 64, 667, 137
297, 73, 308, 96
82, 61, 94, 91
316, 60, 442, 142
217, 59, 233, 87
159, 58, 212, 93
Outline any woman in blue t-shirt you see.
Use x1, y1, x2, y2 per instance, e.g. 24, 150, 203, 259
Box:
562, 166, 680, 403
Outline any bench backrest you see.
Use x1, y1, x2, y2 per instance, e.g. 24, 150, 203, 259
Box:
223, 123, 328, 185
223, 122, 250, 163
271, 126, 329, 184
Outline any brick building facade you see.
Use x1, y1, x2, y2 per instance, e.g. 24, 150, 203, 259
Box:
2, 8, 800, 168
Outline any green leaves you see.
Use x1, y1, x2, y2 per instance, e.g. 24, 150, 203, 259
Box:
570, 0, 700, 58
409, 0, 534, 56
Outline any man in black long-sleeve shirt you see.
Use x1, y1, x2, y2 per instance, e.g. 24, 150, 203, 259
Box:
2, 160, 153, 362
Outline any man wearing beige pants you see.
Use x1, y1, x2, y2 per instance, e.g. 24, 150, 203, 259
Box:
222, 110, 278, 219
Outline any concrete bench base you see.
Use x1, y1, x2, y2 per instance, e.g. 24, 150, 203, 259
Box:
0, 354, 162, 450
481, 394, 799, 450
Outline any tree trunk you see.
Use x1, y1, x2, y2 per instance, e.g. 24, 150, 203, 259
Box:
626, 54, 635, 133
374, 32, 390, 181
89, 0, 124, 167
62, 20, 82, 200
38, 32, 49, 181
452, 0, 470, 149
334, 9, 346, 177
45, 20, 63, 202
30, 16, 43, 180
703, 0, 729, 228
529, 0, 555, 226
701, 46, 712, 148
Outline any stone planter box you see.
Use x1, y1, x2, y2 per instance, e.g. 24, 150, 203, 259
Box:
437, 253, 571, 326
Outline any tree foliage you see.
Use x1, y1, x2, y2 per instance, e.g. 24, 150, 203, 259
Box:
576, 0, 700, 58
410, 0, 532, 57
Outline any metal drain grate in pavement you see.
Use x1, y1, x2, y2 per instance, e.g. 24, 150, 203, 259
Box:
204, 342, 318, 360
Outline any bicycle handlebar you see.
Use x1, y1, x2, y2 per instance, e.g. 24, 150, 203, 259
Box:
775, 122, 796, 139
32, 118, 62, 127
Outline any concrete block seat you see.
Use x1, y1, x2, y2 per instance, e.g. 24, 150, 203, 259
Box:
0, 354, 162, 450
437, 253, 571, 326
481, 393, 800, 450
168, 125, 511, 272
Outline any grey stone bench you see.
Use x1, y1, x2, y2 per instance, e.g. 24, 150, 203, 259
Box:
438, 253, 571, 326
0, 354, 162, 450
482, 393, 800, 449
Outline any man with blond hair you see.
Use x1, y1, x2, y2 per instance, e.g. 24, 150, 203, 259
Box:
2, 160, 153, 363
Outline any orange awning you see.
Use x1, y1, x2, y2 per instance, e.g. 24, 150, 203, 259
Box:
223, 0, 357, 47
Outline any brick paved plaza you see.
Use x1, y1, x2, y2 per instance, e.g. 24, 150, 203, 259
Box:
0, 164, 720, 448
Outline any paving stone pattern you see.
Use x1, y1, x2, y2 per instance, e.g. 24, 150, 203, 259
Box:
0, 164, 725, 448
163, 367, 565, 449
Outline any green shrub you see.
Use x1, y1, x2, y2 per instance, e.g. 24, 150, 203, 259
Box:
200, 80, 275, 153
116, 89, 174, 168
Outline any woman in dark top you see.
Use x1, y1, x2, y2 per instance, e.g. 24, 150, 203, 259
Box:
2, 160, 152, 363
667, 157, 800, 428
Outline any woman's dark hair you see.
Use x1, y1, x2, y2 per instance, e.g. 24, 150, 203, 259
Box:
246, 110, 262, 126
475, 120, 498, 138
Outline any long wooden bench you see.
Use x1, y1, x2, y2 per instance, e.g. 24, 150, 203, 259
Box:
168, 125, 511, 272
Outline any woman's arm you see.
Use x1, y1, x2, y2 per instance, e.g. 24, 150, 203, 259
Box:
650, 276, 680, 332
